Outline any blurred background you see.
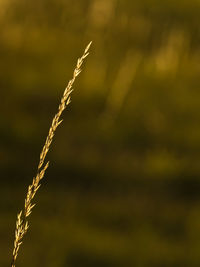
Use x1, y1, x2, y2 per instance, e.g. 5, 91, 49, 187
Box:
1, 0, 200, 266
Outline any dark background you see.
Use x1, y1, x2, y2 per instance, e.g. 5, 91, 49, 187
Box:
1, 0, 200, 266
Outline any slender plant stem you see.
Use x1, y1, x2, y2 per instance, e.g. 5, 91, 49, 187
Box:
11, 41, 92, 267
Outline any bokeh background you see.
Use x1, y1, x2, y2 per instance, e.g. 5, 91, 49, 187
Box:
1, 0, 200, 266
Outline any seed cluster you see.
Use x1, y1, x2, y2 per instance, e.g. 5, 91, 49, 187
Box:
11, 41, 92, 267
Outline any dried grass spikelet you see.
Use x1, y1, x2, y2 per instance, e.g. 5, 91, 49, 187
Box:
11, 41, 92, 267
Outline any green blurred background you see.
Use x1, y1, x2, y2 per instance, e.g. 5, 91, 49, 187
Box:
1, 0, 200, 266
